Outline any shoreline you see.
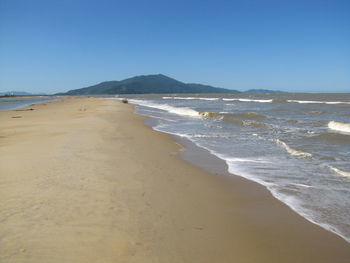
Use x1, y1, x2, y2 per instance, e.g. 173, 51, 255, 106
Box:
135, 97, 350, 243
1, 97, 349, 262
140, 100, 350, 243
171, 135, 350, 243
0, 96, 61, 111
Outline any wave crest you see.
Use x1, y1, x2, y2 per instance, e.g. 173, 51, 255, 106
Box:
328, 121, 350, 134
274, 139, 312, 158
223, 98, 273, 103
129, 99, 200, 118
162, 96, 219, 101
288, 100, 350, 105
329, 166, 350, 178
221, 98, 350, 105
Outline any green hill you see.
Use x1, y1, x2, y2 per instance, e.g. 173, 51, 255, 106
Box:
63, 74, 240, 95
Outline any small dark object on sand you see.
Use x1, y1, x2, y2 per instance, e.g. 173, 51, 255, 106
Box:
122, 99, 128, 104
12, 116, 22, 118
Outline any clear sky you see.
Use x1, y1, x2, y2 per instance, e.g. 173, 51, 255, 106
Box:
0, 0, 349, 93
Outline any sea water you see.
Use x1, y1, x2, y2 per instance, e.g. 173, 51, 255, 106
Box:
0, 96, 59, 111
117, 93, 350, 242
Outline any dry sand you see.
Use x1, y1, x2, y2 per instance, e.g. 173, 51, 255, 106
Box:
0, 97, 349, 263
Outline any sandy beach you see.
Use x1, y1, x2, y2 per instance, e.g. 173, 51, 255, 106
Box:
0, 97, 349, 263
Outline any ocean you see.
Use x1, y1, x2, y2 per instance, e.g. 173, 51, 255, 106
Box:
118, 93, 350, 243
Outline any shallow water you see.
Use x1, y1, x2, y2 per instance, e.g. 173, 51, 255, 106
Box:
0, 96, 59, 111
117, 93, 350, 242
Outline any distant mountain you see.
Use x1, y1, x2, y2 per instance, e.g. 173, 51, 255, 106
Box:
0, 91, 33, 96
244, 89, 287, 94
62, 74, 240, 95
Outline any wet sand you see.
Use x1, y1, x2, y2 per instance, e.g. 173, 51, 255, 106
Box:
0, 97, 349, 262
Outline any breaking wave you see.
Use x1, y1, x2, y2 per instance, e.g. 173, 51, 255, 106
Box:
119, 100, 269, 125
162, 96, 219, 101
287, 100, 350, 105
129, 99, 201, 118
223, 98, 273, 103
274, 139, 313, 158
220, 98, 350, 105
329, 166, 350, 178
328, 121, 350, 134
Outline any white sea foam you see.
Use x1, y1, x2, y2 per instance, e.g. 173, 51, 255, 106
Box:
288, 183, 313, 188
224, 160, 276, 187
225, 157, 272, 163
214, 151, 350, 243
222, 98, 273, 103
162, 96, 197, 100
198, 98, 220, 101
191, 134, 233, 139
274, 139, 313, 158
328, 121, 350, 134
287, 100, 350, 105
162, 96, 219, 101
265, 187, 350, 243
329, 166, 350, 178
221, 98, 350, 104
129, 99, 201, 118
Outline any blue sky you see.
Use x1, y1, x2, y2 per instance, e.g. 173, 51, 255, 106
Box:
0, 0, 349, 93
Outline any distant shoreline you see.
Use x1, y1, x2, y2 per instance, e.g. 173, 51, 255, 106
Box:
0, 96, 61, 111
